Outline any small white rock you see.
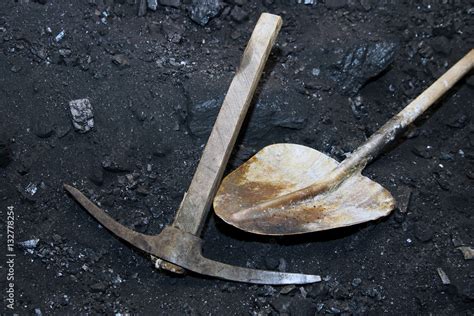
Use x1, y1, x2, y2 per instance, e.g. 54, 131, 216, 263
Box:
312, 67, 321, 76
18, 238, 40, 249
69, 98, 94, 133
147, 0, 158, 10
25, 183, 37, 196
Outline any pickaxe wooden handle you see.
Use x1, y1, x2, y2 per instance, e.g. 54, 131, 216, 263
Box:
64, 13, 321, 285
172, 13, 282, 236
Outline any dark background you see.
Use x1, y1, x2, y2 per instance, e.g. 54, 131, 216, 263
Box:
0, 0, 473, 314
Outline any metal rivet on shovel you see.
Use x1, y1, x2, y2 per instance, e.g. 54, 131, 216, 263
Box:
214, 49, 474, 235
64, 13, 320, 285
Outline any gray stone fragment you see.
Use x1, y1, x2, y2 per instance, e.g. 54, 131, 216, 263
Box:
457, 246, 474, 260
111, 54, 130, 68
69, 98, 94, 133
351, 278, 362, 287
437, 267, 450, 284
188, 0, 221, 26
329, 42, 398, 96
18, 239, 40, 249
147, 0, 158, 10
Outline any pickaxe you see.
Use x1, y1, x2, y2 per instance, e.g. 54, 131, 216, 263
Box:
64, 13, 320, 285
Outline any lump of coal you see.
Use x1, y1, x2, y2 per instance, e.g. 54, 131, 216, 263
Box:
329, 42, 398, 96
414, 224, 434, 242
189, 98, 306, 144
102, 155, 131, 172
69, 98, 94, 133
411, 145, 433, 159
160, 0, 181, 8
0, 135, 11, 168
188, 0, 222, 26
447, 113, 469, 129
90, 282, 108, 293
163, 23, 184, 43
189, 98, 222, 136
230, 6, 249, 23
88, 166, 104, 186
430, 36, 451, 56
325, 0, 346, 9
32, 114, 55, 138
17, 152, 33, 175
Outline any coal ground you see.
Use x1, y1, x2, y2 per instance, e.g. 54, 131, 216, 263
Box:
1, 0, 473, 314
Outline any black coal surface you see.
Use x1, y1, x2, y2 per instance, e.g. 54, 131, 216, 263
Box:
1, 1, 473, 314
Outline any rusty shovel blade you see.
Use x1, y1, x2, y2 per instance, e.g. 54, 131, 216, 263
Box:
214, 144, 395, 235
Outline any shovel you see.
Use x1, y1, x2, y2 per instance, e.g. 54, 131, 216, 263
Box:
214, 49, 474, 235
64, 13, 321, 284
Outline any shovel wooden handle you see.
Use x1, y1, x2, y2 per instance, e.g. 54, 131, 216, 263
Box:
337, 49, 474, 174
172, 13, 282, 235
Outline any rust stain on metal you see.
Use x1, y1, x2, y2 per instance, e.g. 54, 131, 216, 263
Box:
226, 179, 289, 205
217, 155, 293, 207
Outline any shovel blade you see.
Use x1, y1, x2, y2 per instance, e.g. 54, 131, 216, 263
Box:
214, 144, 395, 235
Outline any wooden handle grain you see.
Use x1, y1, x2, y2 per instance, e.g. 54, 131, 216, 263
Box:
173, 13, 282, 235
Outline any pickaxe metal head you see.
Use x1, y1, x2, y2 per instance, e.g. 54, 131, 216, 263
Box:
64, 185, 319, 284
64, 13, 321, 285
